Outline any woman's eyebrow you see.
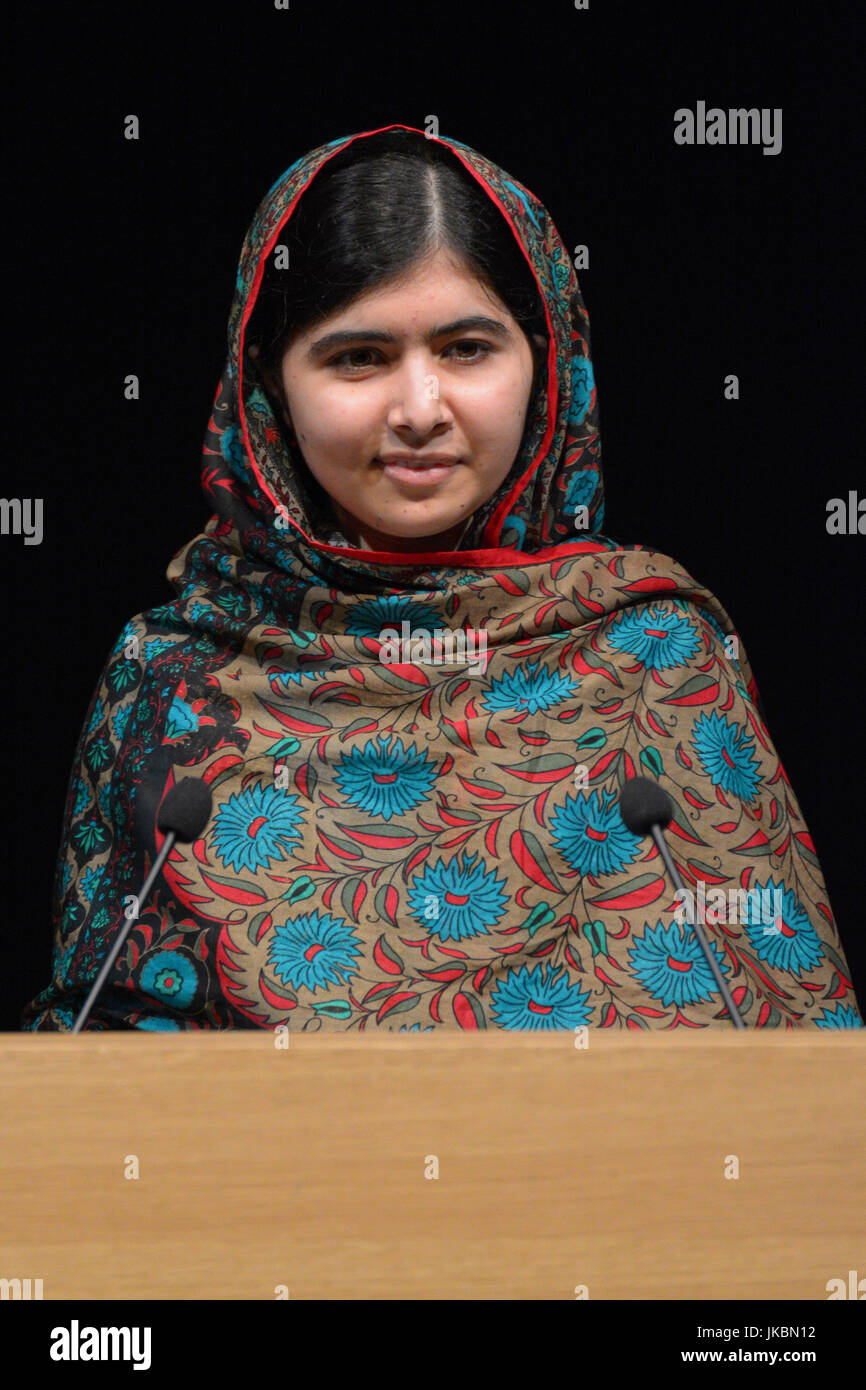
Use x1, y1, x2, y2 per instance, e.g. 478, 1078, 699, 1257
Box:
306, 316, 510, 359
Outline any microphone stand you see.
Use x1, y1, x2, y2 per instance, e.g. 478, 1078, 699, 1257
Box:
649, 822, 746, 1030
71, 830, 178, 1034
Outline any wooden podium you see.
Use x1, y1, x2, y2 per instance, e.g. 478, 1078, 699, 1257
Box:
1, 1032, 864, 1300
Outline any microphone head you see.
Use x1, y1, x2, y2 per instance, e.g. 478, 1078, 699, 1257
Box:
618, 776, 674, 836
157, 778, 213, 842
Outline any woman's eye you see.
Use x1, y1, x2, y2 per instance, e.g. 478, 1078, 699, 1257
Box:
445, 340, 493, 361
329, 348, 382, 369
328, 340, 493, 371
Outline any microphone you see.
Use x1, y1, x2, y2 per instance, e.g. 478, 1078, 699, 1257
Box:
71, 777, 213, 1033
618, 776, 746, 1029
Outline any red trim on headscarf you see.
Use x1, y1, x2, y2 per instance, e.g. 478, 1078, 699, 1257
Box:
236, 123, 558, 562
307, 537, 610, 567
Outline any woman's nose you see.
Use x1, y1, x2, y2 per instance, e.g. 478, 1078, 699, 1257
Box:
386, 359, 451, 433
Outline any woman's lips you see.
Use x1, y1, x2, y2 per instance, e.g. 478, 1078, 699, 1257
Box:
377, 457, 460, 485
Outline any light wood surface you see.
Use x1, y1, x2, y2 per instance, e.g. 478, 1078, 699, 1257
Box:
1, 1032, 863, 1299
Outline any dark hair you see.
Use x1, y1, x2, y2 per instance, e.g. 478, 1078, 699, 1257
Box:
249, 129, 549, 399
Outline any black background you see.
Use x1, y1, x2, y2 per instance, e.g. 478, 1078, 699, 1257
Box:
6, 0, 864, 1027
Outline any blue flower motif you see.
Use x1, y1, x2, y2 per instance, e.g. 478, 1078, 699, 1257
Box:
335, 734, 438, 821
628, 920, 729, 1007
212, 781, 305, 873
550, 788, 643, 878
563, 467, 598, 520
346, 595, 440, 637
814, 1005, 863, 1028
135, 1017, 182, 1031
164, 696, 200, 740
408, 851, 509, 941
111, 704, 132, 743
740, 878, 824, 975
568, 354, 595, 426
188, 600, 211, 626
142, 636, 178, 663
608, 605, 700, 670
481, 660, 578, 714
73, 779, 91, 819
490, 963, 593, 1030
692, 711, 761, 801
267, 909, 362, 994
140, 950, 198, 1009
86, 697, 105, 736
96, 779, 113, 823
79, 865, 102, 904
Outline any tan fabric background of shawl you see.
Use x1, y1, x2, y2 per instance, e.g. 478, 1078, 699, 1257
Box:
21, 125, 862, 1032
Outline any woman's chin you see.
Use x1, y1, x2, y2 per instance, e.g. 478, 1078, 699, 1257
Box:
352, 517, 469, 550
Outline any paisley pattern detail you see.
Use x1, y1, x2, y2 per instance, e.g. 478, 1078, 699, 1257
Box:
21, 125, 862, 1032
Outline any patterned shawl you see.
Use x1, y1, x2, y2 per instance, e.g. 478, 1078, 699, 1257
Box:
22, 124, 862, 1032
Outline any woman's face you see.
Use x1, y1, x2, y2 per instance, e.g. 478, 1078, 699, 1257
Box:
265, 248, 540, 551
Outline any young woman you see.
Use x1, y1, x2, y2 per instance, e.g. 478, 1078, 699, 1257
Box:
22, 124, 862, 1032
